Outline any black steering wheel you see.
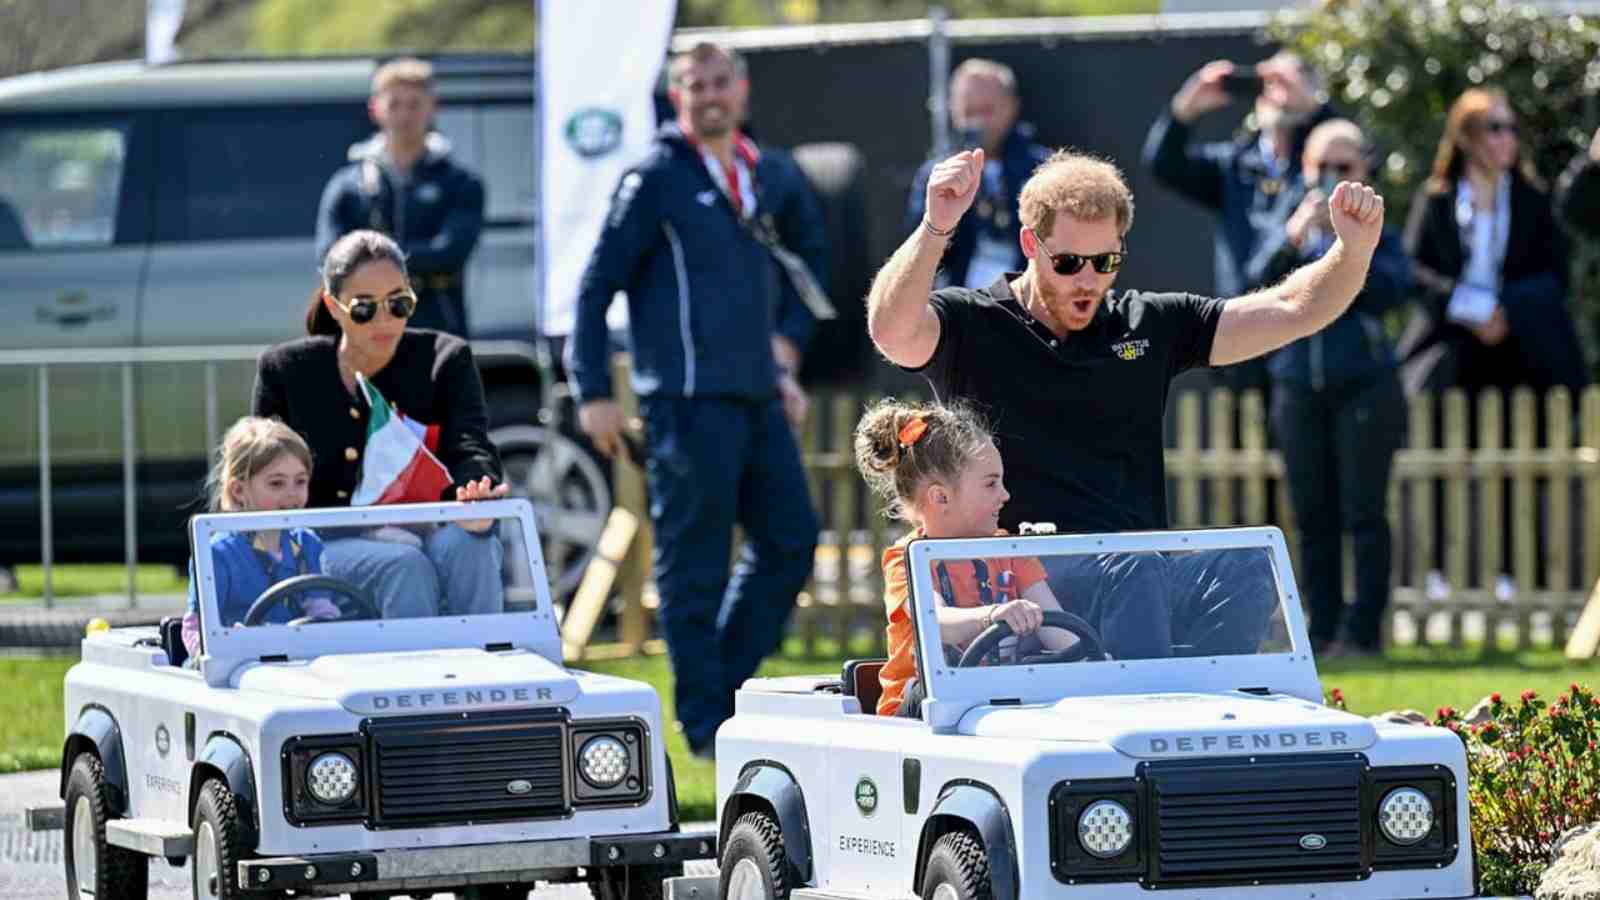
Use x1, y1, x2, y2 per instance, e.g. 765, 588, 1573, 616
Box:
241, 574, 380, 627
957, 609, 1107, 668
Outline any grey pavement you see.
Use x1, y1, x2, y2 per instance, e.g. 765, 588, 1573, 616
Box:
1, 769, 715, 899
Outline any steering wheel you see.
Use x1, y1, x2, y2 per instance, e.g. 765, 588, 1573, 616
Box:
957, 609, 1107, 668
241, 574, 380, 627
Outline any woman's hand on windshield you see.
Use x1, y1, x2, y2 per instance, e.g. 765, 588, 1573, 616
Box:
456, 476, 510, 533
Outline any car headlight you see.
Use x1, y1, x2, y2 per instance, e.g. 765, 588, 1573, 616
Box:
1078, 799, 1134, 859
578, 735, 630, 789
306, 752, 359, 805
1378, 786, 1434, 845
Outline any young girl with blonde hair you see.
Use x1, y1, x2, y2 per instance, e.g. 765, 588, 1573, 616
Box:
854, 398, 1074, 717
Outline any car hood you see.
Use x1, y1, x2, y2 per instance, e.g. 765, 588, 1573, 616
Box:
959, 692, 1378, 759
234, 647, 579, 715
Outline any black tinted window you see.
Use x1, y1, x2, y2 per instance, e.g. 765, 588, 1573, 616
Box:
170, 106, 368, 242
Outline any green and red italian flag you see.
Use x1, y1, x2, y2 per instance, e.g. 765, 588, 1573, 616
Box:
351, 374, 454, 506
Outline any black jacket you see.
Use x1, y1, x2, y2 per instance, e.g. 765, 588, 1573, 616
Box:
1556, 151, 1600, 240
315, 133, 486, 336
1401, 175, 1587, 393
253, 330, 501, 509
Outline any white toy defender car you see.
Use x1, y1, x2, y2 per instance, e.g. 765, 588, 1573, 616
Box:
707, 527, 1475, 900
27, 499, 712, 899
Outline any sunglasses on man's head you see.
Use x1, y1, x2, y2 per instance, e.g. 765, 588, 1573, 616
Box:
1035, 242, 1125, 276
335, 291, 417, 325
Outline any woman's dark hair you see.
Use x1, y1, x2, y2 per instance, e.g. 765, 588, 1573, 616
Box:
853, 397, 994, 525
304, 229, 409, 336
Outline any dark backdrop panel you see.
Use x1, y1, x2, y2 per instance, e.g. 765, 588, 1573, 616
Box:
738, 25, 1283, 388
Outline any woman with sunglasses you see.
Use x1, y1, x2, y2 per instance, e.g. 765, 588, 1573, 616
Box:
252, 229, 509, 619
1400, 88, 1587, 605
1402, 87, 1584, 397
1244, 119, 1411, 658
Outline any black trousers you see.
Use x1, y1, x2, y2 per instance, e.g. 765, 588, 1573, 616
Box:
1270, 371, 1406, 649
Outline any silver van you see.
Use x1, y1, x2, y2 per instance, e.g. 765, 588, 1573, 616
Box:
0, 55, 611, 598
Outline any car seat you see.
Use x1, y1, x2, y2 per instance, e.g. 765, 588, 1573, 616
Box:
159, 615, 188, 668
840, 658, 887, 715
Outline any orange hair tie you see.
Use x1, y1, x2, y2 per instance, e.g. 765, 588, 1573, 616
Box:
898, 416, 929, 449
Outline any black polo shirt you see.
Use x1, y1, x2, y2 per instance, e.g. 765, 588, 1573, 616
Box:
911, 276, 1225, 533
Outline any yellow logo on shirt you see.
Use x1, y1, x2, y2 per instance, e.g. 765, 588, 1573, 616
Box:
1111, 339, 1149, 361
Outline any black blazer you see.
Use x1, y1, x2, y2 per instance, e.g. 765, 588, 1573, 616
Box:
1400, 174, 1585, 393
253, 330, 501, 509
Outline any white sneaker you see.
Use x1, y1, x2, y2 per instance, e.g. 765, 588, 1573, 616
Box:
1425, 570, 1452, 602
1494, 574, 1517, 604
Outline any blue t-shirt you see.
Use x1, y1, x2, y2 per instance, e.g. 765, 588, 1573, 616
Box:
185, 527, 325, 628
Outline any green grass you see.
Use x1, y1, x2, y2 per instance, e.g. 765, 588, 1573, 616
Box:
5, 644, 1597, 824
1, 563, 185, 601
0, 656, 73, 773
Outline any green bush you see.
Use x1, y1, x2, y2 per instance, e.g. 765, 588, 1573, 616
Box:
1328, 683, 1600, 895
1271, 0, 1600, 366
1434, 686, 1600, 895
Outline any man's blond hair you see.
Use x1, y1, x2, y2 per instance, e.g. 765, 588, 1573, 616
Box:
372, 57, 434, 96
1018, 149, 1135, 240
950, 58, 1016, 96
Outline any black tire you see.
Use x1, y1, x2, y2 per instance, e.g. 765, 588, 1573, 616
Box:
64, 753, 148, 900
790, 141, 871, 385
191, 779, 253, 900
592, 863, 679, 900
491, 423, 612, 601
717, 810, 790, 900
920, 829, 992, 900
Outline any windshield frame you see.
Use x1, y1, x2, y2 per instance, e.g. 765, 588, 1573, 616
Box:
190, 499, 557, 685
904, 526, 1319, 731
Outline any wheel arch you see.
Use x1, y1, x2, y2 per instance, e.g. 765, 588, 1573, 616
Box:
914, 780, 1020, 900
719, 760, 814, 886
60, 705, 126, 813
189, 732, 258, 850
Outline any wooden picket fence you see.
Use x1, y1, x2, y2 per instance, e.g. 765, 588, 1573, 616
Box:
789, 385, 1600, 657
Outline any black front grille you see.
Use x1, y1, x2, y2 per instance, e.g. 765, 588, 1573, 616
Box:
366, 709, 568, 826
1146, 754, 1366, 888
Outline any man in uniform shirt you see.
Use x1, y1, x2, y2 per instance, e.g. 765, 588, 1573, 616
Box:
865, 146, 1385, 658
905, 58, 1051, 291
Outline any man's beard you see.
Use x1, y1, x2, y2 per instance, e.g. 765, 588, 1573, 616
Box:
692, 105, 735, 137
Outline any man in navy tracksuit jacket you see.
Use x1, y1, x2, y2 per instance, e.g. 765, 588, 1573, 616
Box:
570, 42, 827, 756
1143, 52, 1337, 395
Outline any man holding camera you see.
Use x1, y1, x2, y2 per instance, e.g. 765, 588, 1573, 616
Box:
1143, 52, 1337, 393
906, 58, 1051, 290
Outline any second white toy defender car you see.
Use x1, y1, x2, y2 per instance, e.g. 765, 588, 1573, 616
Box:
28, 499, 710, 899
708, 527, 1475, 899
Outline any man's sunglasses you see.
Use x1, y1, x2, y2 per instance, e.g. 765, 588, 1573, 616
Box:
334, 291, 418, 325
1317, 160, 1359, 179
1034, 239, 1125, 276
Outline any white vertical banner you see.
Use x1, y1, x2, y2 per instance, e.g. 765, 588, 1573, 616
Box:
537, 0, 676, 337
145, 0, 186, 65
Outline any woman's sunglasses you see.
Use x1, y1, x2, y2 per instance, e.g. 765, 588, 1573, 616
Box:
334, 291, 418, 325
1035, 241, 1125, 276
1481, 119, 1519, 136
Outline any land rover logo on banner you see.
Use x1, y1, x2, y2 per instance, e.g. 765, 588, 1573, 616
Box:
565, 108, 623, 159
854, 776, 878, 817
